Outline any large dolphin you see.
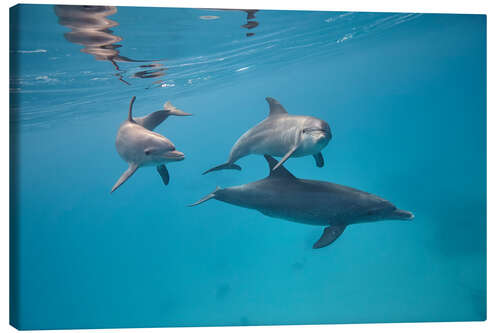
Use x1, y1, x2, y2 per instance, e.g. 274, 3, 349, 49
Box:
191, 155, 414, 249
202, 97, 332, 175
111, 96, 191, 193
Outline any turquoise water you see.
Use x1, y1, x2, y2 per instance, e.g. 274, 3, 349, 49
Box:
10, 4, 486, 330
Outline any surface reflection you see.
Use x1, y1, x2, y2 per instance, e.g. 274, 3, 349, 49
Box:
54, 5, 166, 85
241, 10, 259, 37
211, 9, 260, 37
133, 63, 167, 79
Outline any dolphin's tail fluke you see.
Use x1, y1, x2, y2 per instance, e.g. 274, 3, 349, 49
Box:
202, 162, 242, 175
389, 209, 414, 221
134, 101, 191, 130
163, 101, 192, 116
189, 186, 222, 207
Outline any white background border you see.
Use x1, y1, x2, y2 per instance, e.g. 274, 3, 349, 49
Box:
2, 0, 497, 332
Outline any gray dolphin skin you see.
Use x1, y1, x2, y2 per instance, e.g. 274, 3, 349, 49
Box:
191, 155, 414, 249
202, 97, 332, 175
111, 96, 191, 193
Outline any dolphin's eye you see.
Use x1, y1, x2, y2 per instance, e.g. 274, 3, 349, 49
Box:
145, 150, 151, 155
302, 129, 306, 134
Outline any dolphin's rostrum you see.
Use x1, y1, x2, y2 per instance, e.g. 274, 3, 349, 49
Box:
111, 96, 191, 193
203, 97, 332, 175
191, 155, 414, 249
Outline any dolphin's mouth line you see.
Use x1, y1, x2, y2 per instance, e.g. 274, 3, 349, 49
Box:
164, 150, 185, 160
304, 128, 330, 134
303, 128, 332, 140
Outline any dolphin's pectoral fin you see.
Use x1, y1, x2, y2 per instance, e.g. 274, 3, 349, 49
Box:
202, 162, 242, 175
272, 146, 298, 171
313, 152, 324, 168
313, 224, 347, 249
110, 164, 139, 193
156, 164, 170, 185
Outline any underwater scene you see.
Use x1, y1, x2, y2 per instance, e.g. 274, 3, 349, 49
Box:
10, 4, 486, 330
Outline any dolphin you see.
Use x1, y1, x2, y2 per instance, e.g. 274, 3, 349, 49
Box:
202, 97, 332, 175
111, 96, 191, 193
191, 155, 414, 249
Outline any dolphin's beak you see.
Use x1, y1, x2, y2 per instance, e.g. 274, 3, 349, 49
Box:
315, 129, 332, 143
322, 126, 332, 140
306, 126, 332, 141
165, 150, 185, 161
319, 129, 331, 140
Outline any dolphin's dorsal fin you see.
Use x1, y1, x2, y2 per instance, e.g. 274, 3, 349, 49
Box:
265, 97, 288, 116
264, 154, 296, 179
128, 96, 136, 122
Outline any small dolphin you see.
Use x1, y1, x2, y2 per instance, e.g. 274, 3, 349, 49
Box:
191, 155, 413, 249
203, 97, 332, 175
111, 96, 191, 193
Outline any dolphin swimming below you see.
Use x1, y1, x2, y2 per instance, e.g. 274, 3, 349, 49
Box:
202, 97, 332, 175
191, 155, 414, 249
111, 96, 191, 193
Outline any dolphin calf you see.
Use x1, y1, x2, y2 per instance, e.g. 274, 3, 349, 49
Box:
202, 97, 332, 175
191, 155, 413, 249
111, 96, 191, 193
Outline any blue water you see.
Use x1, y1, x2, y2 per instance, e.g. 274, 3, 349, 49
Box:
10, 4, 486, 330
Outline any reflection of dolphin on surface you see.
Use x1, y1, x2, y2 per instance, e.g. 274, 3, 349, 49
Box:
54, 5, 166, 84
111, 96, 191, 193
191, 155, 414, 249
240, 10, 259, 37
54, 6, 139, 67
207, 9, 259, 37
243, 10, 258, 20
203, 97, 332, 175
133, 63, 167, 79
241, 21, 259, 29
